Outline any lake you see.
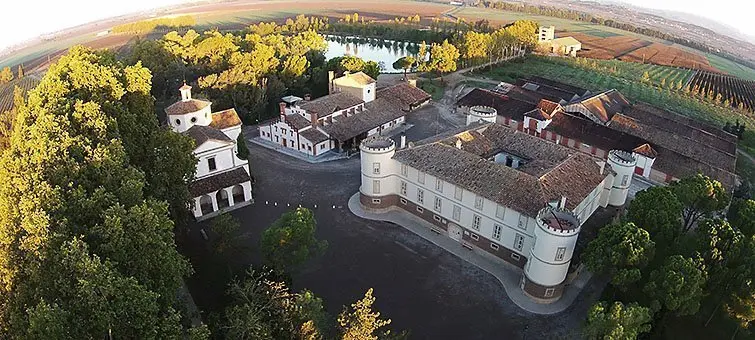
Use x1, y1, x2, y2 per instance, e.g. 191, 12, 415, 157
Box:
324, 35, 422, 73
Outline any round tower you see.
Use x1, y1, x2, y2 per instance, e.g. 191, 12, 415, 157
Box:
606, 150, 637, 206
359, 136, 397, 211
466, 105, 498, 126
522, 207, 581, 303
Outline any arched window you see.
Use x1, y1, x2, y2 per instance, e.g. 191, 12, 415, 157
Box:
175, 119, 181, 125
191, 117, 197, 123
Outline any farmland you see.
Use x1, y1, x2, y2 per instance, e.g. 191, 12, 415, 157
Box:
688, 71, 755, 112
0, 74, 41, 114
618, 43, 716, 71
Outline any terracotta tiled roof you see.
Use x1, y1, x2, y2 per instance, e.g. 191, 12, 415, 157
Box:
190, 167, 251, 197
376, 83, 431, 109
299, 127, 329, 144
320, 96, 405, 141
166, 99, 211, 116
210, 108, 242, 129
334, 71, 376, 87
298, 92, 364, 116
537, 99, 562, 116
456, 88, 536, 121
184, 125, 233, 146
284, 113, 311, 130
567, 89, 630, 124
394, 123, 606, 216
632, 144, 658, 158
548, 112, 647, 152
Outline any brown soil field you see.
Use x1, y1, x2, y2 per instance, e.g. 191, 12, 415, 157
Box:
619, 43, 716, 71
576, 35, 651, 60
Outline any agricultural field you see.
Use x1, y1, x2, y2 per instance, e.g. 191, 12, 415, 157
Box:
688, 71, 755, 112
619, 43, 716, 71
573, 35, 651, 60
0, 73, 42, 113
705, 53, 755, 81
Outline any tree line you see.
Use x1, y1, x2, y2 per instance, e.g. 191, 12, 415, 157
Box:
112, 15, 196, 34
473, 0, 755, 71
581, 174, 755, 338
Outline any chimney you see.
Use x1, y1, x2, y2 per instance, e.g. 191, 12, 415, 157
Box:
310, 112, 319, 127
559, 196, 567, 210
328, 71, 335, 94
304, 93, 311, 101
400, 134, 407, 149
455, 139, 463, 149
279, 102, 287, 120
180, 83, 192, 102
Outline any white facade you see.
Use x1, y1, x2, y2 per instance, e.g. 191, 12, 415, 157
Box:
606, 150, 637, 206
358, 134, 625, 303
466, 106, 498, 126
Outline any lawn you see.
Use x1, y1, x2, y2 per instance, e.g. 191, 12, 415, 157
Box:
705, 53, 755, 81
418, 78, 444, 100
472, 56, 755, 160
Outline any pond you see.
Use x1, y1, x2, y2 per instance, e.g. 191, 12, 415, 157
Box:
324, 35, 423, 73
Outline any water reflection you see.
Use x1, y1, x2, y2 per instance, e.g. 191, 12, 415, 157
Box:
324, 35, 422, 73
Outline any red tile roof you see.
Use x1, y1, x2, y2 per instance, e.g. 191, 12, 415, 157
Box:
165, 99, 211, 116
210, 108, 242, 129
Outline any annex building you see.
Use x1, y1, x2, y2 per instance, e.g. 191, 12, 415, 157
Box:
166, 84, 253, 219
259, 71, 431, 156
358, 122, 638, 303
456, 77, 738, 189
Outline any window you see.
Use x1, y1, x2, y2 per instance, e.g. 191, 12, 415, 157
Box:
417, 189, 424, 204
208, 157, 217, 171
452, 205, 461, 221
190, 117, 197, 123
373, 180, 380, 194
490, 243, 499, 250
544, 288, 555, 298
471, 233, 479, 241
555, 247, 567, 261
400, 164, 408, 176
435, 179, 443, 192
373, 162, 380, 174
400, 181, 407, 196
400, 198, 407, 205
621, 174, 629, 186
433, 215, 442, 222
308, 145, 312, 151
474, 195, 484, 210
493, 224, 502, 240
581, 143, 590, 149
495, 205, 505, 220
372, 198, 381, 204
174, 119, 181, 125
282, 128, 287, 135
416, 206, 424, 213
418, 171, 425, 184
472, 214, 481, 231
274, 126, 278, 132
514, 233, 524, 251
518, 215, 527, 230
511, 253, 521, 261
454, 186, 463, 200
434, 197, 442, 212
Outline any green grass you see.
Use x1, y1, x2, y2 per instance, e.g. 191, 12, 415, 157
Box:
473, 56, 755, 160
705, 53, 755, 81
417, 79, 444, 100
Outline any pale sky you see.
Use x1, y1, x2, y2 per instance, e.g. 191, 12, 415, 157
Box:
0, 0, 752, 51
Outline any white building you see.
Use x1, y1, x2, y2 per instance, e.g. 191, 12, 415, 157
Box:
166, 84, 253, 219
259, 71, 430, 156
357, 123, 635, 303
538, 26, 555, 43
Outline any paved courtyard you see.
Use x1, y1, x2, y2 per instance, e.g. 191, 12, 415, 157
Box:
186, 106, 606, 339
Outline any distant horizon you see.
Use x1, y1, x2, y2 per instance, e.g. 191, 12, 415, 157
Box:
1, 0, 753, 53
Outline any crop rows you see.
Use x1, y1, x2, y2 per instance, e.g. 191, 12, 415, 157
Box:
689, 71, 755, 112
0, 76, 41, 113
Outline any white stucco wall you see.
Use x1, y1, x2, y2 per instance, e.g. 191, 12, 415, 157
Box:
169, 105, 213, 133
195, 142, 247, 179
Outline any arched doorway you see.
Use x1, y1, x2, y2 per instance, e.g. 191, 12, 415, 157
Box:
231, 185, 245, 205
200, 195, 214, 215
216, 190, 230, 209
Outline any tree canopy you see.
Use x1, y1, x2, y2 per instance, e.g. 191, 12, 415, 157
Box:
427, 40, 460, 75
644, 255, 707, 316
338, 288, 393, 340
0, 66, 13, 84
260, 208, 328, 272
669, 174, 729, 232
582, 222, 655, 289
0, 46, 192, 337
583, 301, 653, 340
626, 186, 683, 245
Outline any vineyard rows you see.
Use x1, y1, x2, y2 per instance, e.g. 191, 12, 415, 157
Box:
688, 71, 755, 112
0, 76, 41, 113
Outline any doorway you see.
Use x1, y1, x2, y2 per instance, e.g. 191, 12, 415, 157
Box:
447, 223, 462, 242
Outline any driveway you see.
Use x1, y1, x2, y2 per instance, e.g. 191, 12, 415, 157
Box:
185, 106, 600, 339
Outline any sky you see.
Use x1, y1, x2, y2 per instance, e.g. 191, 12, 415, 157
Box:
0, 0, 752, 51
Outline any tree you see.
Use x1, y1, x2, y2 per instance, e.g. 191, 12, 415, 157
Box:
728, 199, 755, 237
392, 56, 415, 79
16, 64, 23, 78
0, 46, 189, 337
583, 301, 653, 340
209, 213, 246, 258
459, 31, 490, 60
670, 174, 730, 232
338, 288, 392, 340
626, 186, 683, 245
0, 66, 13, 83
644, 255, 707, 316
260, 208, 328, 272
502, 20, 538, 49
582, 222, 655, 290
427, 40, 460, 78
0, 85, 24, 150
237, 133, 250, 160
222, 268, 328, 340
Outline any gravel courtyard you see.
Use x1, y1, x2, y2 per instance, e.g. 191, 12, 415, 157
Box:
184, 106, 605, 339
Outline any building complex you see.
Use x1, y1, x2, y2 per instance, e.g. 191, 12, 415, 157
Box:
166, 84, 253, 219
259, 71, 431, 157
358, 122, 638, 302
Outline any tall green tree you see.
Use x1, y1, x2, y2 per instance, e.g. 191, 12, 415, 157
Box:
670, 174, 730, 232
0, 66, 13, 83
459, 31, 491, 60
393, 56, 416, 79
626, 186, 683, 246
260, 208, 328, 272
582, 222, 655, 290
0, 46, 190, 337
338, 288, 393, 340
728, 199, 755, 237
644, 255, 708, 316
502, 20, 538, 49
583, 301, 653, 340
428, 40, 460, 78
